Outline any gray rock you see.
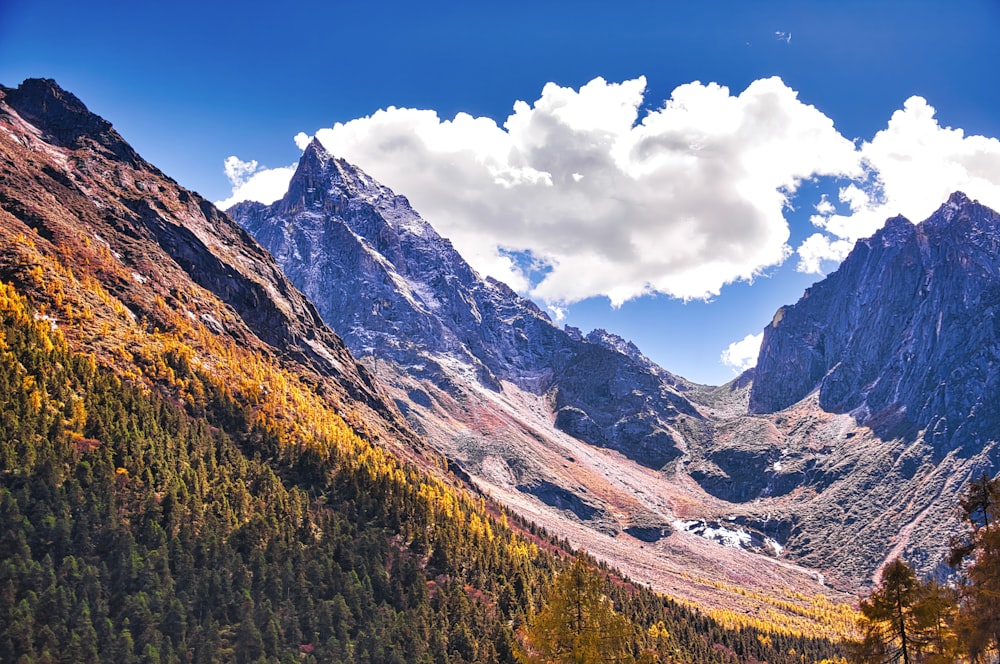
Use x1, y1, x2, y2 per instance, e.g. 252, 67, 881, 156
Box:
231, 140, 700, 468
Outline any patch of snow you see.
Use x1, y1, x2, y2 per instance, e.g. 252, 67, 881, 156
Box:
33, 312, 58, 330
131, 272, 146, 284
702, 524, 753, 549
673, 519, 753, 550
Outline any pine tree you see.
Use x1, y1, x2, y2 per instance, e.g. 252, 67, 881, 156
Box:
854, 559, 921, 664
950, 473, 1000, 661
518, 557, 635, 664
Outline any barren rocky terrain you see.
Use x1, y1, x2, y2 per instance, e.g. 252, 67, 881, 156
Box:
233, 135, 1000, 629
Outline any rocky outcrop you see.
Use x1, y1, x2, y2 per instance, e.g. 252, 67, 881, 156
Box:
231, 140, 700, 469
751, 192, 1000, 455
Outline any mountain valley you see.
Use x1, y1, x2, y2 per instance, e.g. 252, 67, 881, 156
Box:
232, 138, 1000, 597
3, 75, 1000, 659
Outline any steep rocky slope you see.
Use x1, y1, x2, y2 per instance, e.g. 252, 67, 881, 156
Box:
231, 140, 701, 471
231, 135, 1000, 591
0, 78, 855, 633
0, 78, 417, 453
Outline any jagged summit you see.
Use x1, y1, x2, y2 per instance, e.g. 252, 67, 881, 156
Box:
941, 190, 975, 219
751, 192, 1000, 452
231, 144, 700, 470
293, 138, 392, 201
1, 78, 142, 166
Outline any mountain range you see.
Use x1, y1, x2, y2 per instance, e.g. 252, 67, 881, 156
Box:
2, 77, 998, 652
230, 131, 1000, 592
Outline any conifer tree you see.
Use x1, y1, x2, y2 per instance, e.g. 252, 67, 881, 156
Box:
950, 473, 1000, 661
518, 557, 635, 664
854, 559, 922, 664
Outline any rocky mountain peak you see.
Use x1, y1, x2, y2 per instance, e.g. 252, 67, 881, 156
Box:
750, 193, 1000, 452
586, 328, 645, 361
942, 190, 974, 218
231, 150, 701, 468
875, 213, 915, 246
1, 78, 141, 167
295, 138, 388, 200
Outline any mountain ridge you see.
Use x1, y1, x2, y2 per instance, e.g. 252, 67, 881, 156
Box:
231, 132, 1000, 591
0, 76, 858, 651
751, 190, 1000, 455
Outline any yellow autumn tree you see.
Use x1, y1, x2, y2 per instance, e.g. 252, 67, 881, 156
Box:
518, 557, 635, 664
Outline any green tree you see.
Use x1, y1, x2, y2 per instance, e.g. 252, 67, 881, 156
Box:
950, 473, 1000, 662
854, 559, 922, 664
911, 579, 958, 663
853, 559, 960, 664
518, 557, 635, 664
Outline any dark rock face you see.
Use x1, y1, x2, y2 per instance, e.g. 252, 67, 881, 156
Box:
624, 525, 673, 543
517, 480, 603, 521
231, 140, 699, 468
2, 78, 142, 167
751, 192, 1000, 454
0, 78, 406, 433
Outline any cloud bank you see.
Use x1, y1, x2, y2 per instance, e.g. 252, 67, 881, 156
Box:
307, 76, 862, 306
217, 77, 1000, 310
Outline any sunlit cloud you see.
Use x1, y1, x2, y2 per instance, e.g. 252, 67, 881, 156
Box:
797, 96, 1000, 272
219, 78, 1000, 310
721, 332, 764, 373
265, 76, 860, 306
216, 157, 296, 210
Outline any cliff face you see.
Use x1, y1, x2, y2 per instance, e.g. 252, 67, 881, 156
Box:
231, 140, 699, 469
0, 78, 413, 444
751, 192, 1000, 454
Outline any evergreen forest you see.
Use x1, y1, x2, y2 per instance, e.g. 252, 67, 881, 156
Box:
0, 280, 844, 662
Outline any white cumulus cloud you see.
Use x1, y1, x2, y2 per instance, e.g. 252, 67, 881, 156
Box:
223, 156, 259, 187
221, 79, 1000, 310
797, 96, 1000, 272
216, 156, 296, 210
296, 76, 862, 306
720, 332, 764, 373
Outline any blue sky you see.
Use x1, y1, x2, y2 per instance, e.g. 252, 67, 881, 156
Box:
3, 0, 999, 384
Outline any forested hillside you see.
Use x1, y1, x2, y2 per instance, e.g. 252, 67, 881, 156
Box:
0, 78, 846, 662
0, 284, 843, 662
